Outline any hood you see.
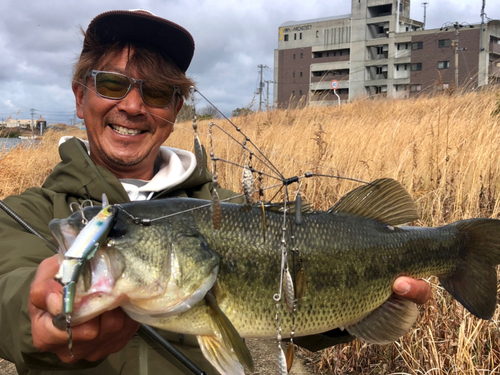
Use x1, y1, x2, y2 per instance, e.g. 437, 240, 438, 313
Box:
43, 137, 214, 204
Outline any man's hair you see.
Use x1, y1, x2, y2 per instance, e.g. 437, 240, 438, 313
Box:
73, 29, 195, 100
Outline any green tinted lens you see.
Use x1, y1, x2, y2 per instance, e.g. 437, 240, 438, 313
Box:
141, 84, 176, 107
95, 73, 130, 99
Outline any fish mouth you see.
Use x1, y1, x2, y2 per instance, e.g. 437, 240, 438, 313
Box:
109, 124, 146, 136
123, 265, 219, 318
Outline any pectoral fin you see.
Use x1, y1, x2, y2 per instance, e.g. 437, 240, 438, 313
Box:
197, 292, 254, 375
346, 295, 419, 344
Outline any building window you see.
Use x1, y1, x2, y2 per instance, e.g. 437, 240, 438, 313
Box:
293, 54, 296, 59
377, 46, 384, 54
300, 32, 302, 40
438, 39, 451, 48
438, 61, 450, 69
378, 26, 384, 34
411, 63, 422, 71
299, 90, 303, 96
292, 91, 295, 96
314, 52, 323, 58
410, 84, 422, 92
284, 34, 289, 41
294, 33, 297, 40
300, 72, 303, 77
412, 41, 423, 50
316, 30, 319, 38
300, 53, 303, 58
292, 72, 295, 78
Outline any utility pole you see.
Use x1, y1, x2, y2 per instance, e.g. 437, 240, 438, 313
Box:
30, 108, 35, 133
454, 22, 460, 89
421, 2, 429, 30
480, 0, 486, 51
265, 80, 275, 110
257, 64, 268, 111
440, 22, 474, 89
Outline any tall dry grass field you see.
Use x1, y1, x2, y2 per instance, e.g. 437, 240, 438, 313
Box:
1, 90, 499, 374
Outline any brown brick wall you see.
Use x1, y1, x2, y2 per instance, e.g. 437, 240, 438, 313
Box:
277, 47, 312, 106
410, 28, 480, 95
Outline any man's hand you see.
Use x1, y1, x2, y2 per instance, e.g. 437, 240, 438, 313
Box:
29, 255, 140, 363
393, 276, 432, 305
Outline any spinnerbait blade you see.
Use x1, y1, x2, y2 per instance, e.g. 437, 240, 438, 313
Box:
211, 187, 222, 232
241, 166, 255, 204
283, 268, 295, 313
194, 134, 204, 176
295, 268, 307, 302
276, 343, 288, 375
285, 343, 295, 373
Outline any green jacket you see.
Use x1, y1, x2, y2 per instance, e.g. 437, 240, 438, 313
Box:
0, 137, 242, 375
0, 137, 353, 375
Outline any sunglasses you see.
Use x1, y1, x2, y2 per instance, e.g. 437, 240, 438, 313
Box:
88, 70, 179, 107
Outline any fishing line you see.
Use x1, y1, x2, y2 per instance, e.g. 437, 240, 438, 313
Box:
193, 88, 285, 180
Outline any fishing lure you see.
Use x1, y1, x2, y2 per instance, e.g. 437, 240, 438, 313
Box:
53, 194, 117, 355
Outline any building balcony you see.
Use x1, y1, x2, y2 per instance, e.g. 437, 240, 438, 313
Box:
394, 50, 411, 59
392, 77, 411, 84
311, 61, 350, 71
490, 42, 500, 56
310, 80, 349, 91
393, 70, 410, 79
311, 74, 349, 83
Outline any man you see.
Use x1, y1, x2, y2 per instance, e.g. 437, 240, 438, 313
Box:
0, 9, 431, 375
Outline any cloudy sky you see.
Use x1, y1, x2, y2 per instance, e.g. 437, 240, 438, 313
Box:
0, 0, 497, 124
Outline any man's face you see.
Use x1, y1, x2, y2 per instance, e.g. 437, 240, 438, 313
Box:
73, 48, 183, 180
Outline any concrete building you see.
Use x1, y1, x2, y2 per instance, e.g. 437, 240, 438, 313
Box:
274, 0, 500, 107
2, 119, 32, 128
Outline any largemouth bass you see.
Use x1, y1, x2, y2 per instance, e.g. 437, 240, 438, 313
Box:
49, 179, 500, 375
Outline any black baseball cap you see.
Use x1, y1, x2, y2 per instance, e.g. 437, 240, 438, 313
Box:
82, 9, 195, 73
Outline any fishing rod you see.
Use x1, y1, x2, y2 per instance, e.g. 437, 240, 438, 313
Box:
0, 199, 207, 375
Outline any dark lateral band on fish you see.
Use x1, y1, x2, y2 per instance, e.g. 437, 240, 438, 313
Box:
49, 178, 500, 375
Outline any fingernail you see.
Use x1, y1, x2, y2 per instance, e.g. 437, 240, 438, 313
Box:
394, 280, 411, 295
47, 293, 62, 316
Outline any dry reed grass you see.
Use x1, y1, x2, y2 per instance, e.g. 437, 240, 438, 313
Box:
0, 89, 499, 374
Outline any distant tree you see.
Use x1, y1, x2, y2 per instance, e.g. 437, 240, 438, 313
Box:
231, 107, 254, 117
197, 105, 220, 121
176, 103, 195, 123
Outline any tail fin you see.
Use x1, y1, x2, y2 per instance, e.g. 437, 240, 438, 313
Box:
440, 219, 500, 320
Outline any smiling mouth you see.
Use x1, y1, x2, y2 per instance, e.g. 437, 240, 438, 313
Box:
110, 124, 145, 136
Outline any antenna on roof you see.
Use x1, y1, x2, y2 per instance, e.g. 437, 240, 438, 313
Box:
422, 2, 429, 30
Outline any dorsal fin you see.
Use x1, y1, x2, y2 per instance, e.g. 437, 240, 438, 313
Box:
328, 178, 418, 226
